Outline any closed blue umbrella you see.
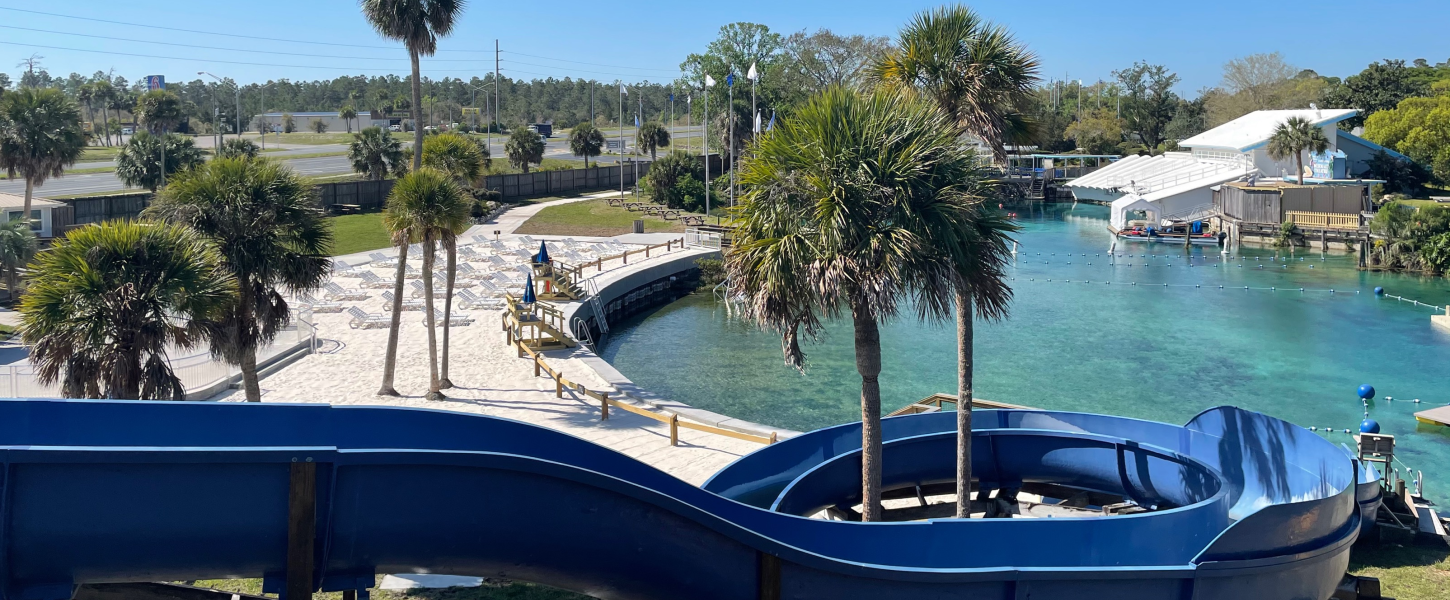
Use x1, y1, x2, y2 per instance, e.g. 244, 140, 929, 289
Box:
534, 241, 550, 265
522, 272, 537, 304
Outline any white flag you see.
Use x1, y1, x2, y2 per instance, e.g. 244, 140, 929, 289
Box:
754, 110, 761, 133
704, 74, 716, 87
620, 84, 627, 95
747, 62, 758, 81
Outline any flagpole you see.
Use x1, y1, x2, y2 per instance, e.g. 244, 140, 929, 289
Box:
728, 68, 735, 212
619, 81, 625, 199
635, 97, 641, 186
703, 83, 709, 224
669, 91, 674, 159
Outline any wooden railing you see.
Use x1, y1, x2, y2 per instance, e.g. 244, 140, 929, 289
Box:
887, 393, 1035, 417
566, 237, 688, 274
511, 338, 777, 446
1286, 211, 1361, 230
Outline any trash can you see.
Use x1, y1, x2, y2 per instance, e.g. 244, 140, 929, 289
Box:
633, 219, 644, 234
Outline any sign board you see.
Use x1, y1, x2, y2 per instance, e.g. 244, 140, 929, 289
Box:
461, 107, 481, 115
145, 75, 166, 91
606, 140, 626, 150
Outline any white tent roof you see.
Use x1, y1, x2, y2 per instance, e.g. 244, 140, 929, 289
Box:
1110, 195, 1161, 230
1179, 109, 1358, 152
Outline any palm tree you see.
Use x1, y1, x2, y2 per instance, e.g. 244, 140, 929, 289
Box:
0, 87, 86, 218
417, 132, 483, 388
728, 86, 996, 522
874, 5, 1034, 518
378, 169, 468, 399
635, 121, 671, 161
0, 218, 37, 300
569, 123, 605, 168
216, 138, 261, 160
116, 132, 206, 192
419, 132, 484, 184
340, 105, 358, 133
106, 87, 132, 146
134, 89, 187, 189
349, 126, 408, 180
1267, 116, 1330, 185
77, 82, 97, 142
19, 221, 235, 400
145, 157, 332, 402
91, 79, 114, 146
505, 128, 544, 173
360, 0, 465, 172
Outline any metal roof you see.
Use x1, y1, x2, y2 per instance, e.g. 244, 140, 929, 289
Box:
1179, 109, 1358, 152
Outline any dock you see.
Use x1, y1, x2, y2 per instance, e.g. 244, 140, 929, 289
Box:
1433, 309, 1450, 334
1414, 404, 1450, 427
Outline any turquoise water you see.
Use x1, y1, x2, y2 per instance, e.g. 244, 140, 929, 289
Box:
600, 204, 1450, 503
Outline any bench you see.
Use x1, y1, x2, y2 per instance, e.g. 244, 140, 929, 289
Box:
624, 203, 644, 211
681, 216, 706, 226
660, 209, 682, 220
606, 198, 625, 207
332, 203, 362, 214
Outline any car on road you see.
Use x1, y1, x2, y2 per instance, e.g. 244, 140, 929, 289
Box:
121, 127, 134, 135
388, 125, 401, 132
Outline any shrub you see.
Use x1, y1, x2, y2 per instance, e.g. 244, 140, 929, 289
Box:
642, 151, 704, 209
310, 119, 328, 134
695, 258, 725, 287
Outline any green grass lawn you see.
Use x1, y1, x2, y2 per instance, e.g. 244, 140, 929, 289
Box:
189, 578, 589, 600
79, 146, 124, 161
242, 132, 360, 145
515, 198, 694, 237
483, 159, 588, 176
1349, 542, 1450, 599
326, 211, 393, 256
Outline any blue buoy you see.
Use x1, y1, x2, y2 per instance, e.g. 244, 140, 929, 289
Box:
1374, 287, 1384, 295
1357, 384, 1375, 400
1360, 419, 1381, 434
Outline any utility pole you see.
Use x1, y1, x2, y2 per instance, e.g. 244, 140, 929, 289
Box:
619, 82, 625, 197
494, 39, 500, 154
669, 90, 674, 159
636, 96, 641, 186
685, 92, 691, 155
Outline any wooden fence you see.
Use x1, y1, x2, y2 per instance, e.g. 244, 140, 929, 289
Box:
555, 237, 687, 276
1285, 211, 1361, 230
483, 162, 652, 200
315, 179, 394, 212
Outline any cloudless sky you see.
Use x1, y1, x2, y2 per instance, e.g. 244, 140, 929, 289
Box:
3, 0, 1447, 93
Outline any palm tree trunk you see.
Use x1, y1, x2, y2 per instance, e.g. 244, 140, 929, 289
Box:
22, 180, 33, 227
422, 236, 442, 400
439, 237, 457, 389
1296, 152, 1305, 186
955, 288, 974, 518
851, 301, 883, 522
410, 51, 424, 172
378, 243, 409, 395
238, 286, 262, 402
100, 103, 111, 146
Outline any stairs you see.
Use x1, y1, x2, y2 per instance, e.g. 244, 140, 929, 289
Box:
506, 296, 577, 352
532, 262, 584, 301
1029, 177, 1046, 198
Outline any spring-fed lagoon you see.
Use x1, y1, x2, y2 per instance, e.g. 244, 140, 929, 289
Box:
601, 203, 1450, 505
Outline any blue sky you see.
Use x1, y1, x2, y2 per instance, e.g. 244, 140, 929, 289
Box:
3, 0, 1447, 93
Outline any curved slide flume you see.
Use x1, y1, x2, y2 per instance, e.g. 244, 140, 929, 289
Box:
0, 400, 1375, 600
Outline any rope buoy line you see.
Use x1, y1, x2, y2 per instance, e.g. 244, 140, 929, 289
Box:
1007, 278, 1359, 294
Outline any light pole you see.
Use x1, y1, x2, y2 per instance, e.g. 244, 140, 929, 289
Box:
469, 83, 491, 159
257, 81, 276, 150
618, 81, 625, 197
200, 72, 239, 146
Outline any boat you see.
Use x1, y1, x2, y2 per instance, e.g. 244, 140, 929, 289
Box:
1109, 221, 1222, 246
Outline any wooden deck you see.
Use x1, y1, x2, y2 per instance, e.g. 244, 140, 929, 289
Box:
1414, 404, 1450, 427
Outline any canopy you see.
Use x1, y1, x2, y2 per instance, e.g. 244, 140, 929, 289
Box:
522, 272, 536, 304
1110, 195, 1162, 230
533, 241, 550, 265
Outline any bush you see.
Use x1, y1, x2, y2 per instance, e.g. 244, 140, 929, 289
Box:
310, 118, 328, 134
676, 176, 708, 213
642, 151, 704, 209
695, 258, 725, 287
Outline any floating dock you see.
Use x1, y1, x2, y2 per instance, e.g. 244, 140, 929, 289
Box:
1415, 404, 1450, 427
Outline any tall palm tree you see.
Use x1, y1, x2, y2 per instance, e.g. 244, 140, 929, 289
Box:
1267, 116, 1330, 185
349, 126, 408, 180
874, 5, 1034, 518
115, 132, 206, 192
361, 0, 466, 172
340, 105, 358, 133
77, 82, 97, 142
569, 122, 605, 168
91, 79, 114, 146
635, 121, 671, 161
145, 157, 332, 402
0, 218, 37, 300
378, 169, 468, 398
728, 86, 996, 522
0, 87, 86, 219
417, 132, 482, 388
19, 222, 236, 400
505, 128, 544, 173
134, 89, 187, 189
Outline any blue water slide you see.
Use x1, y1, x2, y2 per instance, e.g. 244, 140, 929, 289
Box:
0, 399, 1372, 600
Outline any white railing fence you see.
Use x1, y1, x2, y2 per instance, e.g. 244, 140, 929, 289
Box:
0, 309, 316, 399
684, 228, 724, 250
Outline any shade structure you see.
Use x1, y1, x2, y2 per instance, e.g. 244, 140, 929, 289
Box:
521, 272, 536, 304
534, 241, 550, 265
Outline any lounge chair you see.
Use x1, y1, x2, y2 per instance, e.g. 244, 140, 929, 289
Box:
409, 279, 447, 299
358, 271, 394, 289
298, 292, 343, 313
323, 282, 369, 302
425, 308, 473, 327
487, 255, 510, 269
477, 280, 510, 297
456, 263, 490, 280
367, 252, 398, 268
346, 306, 389, 329
457, 288, 505, 310
380, 290, 424, 312
331, 260, 364, 277
518, 235, 537, 246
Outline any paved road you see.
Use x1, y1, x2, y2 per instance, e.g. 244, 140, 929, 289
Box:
0, 126, 707, 197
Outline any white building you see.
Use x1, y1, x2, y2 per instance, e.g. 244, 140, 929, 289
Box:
1066, 109, 1406, 230
0, 193, 60, 238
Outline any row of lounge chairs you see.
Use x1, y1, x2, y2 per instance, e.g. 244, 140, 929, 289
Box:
347, 306, 473, 329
